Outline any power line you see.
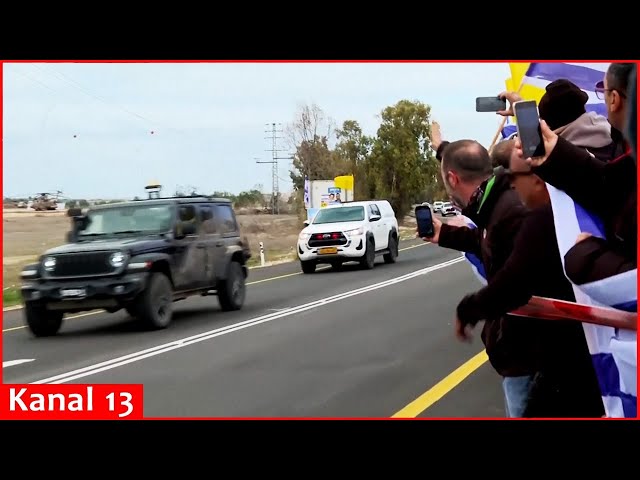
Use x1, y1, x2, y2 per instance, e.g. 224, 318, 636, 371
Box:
256, 123, 293, 215
28, 64, 190, 137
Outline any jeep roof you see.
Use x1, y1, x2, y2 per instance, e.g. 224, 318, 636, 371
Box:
89, 196, 233, 210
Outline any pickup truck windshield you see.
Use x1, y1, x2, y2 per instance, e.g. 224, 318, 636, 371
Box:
313, 206, 365, 224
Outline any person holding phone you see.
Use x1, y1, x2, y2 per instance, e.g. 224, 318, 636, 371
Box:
422, 138, 546, 418
513, 63, 636, 285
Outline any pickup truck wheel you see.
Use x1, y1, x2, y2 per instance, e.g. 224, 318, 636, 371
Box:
384, 235, 398, 264
218, 261, 246, 311
24, 303, 63, 337
300, 260, 316, 274
133, 272, 173, 330
360, 239, 376, 270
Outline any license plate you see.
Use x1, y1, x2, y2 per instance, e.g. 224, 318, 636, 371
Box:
60, 288, 87, 298
318, 247, 338, 255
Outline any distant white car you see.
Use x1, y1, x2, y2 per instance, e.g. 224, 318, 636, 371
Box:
441, 202, 458, 217
297, 200, 399, 273
432, 201, 444, 213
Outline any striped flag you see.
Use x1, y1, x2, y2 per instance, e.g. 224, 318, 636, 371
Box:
459, 216, 488, 286
516, 62, 609, 116
546, 184, 637, 418
303, 176, 310, 209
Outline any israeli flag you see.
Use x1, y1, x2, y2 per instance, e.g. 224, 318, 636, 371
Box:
547, 184, 637, 418
303, 176, 310, 209
460, 216, 488, 286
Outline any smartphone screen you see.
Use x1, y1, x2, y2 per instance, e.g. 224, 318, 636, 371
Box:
514, 100, 545, 158
476, 96, 506, 112
415, 205, 434, 238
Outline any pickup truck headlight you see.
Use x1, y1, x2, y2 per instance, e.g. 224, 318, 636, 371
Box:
344, 227, 364, 236
298, 232, 311, 241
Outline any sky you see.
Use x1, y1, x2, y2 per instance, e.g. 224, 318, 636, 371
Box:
2, 62, 512, 200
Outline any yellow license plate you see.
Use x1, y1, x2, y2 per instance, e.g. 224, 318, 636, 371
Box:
318, 247, 338, 255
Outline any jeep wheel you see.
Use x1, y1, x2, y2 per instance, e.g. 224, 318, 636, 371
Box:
24, 303, 64, 337
133, 272, 173, 330
300, 260, 316, 274
384, 235, 398, 264
360, 239, 376, 270
218, 261, 246, 311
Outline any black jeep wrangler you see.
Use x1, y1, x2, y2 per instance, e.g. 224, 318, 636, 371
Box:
19, 196, 251, 337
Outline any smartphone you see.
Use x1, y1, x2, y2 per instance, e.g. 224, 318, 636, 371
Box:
415, 205, 434, 238
513, 100, 545, 158
475, 96, 507, 112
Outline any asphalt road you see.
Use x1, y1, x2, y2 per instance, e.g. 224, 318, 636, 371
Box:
2, 238, 504, 418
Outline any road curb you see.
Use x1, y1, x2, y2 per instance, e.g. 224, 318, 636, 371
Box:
3, 305, 23, 312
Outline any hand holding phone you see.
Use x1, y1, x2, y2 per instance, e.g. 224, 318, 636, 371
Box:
513, 100, 545, 159
415, 205, 436, 239
476, 96, 507, 112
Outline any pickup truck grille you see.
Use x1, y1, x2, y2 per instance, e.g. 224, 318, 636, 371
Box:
46, 252, 117, 278
308, 232, 348, 247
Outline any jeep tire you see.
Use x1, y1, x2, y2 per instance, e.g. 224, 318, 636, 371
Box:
218, 261, 246, 311
300, 260, 316, 274
24, 303, 64, 337
360, 238, 376, 270
133, 272, 173, 330
384, 235, 398, 264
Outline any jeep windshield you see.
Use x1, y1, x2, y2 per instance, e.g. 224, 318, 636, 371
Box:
312, 206, 365, 224
78, 204, 173, 238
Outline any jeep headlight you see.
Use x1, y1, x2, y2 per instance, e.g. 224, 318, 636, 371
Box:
109, 251, 128, 268
344, 227, 364, 236
43, 256, 56, 272
299, 232, 311, 241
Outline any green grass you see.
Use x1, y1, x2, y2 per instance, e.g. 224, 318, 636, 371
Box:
3, 287, 22, 308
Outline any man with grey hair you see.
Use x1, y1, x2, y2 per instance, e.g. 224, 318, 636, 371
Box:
423, 138, 544, 417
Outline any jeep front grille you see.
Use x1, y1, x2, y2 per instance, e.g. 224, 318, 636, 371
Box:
308, 232, 348, 247
46, 252, 117, 278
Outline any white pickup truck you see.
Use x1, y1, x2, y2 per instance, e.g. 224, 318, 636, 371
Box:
297, 200, 399, 273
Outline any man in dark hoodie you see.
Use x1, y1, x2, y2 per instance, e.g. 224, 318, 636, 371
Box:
499, 79, 623, 163
539, 79, 625, 162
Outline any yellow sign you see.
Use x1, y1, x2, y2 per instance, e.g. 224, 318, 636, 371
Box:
334, 175, 354, 191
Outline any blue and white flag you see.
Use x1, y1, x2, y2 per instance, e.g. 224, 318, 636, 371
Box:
303, 176, 310, 209
460, 216, 488, 286
547, 184, 637, 418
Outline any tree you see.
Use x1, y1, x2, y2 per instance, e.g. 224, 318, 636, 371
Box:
287, 104, 349, 214
367, 99, 438, 219
334, 120, 373, 200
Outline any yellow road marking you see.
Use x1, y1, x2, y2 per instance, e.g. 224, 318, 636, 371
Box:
2, 241, 430, 332
391, 350, 489, 418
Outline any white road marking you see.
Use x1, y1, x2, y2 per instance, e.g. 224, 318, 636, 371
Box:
3, 359, 36, 368
31, 256, 465, 385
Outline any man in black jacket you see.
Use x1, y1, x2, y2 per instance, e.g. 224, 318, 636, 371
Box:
455, 143, 604, 417
425, 139, 544, 417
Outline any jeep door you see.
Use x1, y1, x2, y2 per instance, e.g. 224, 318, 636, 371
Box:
368, 203, 388, 249
197, 203, 223, 285
173, 204, 209, 291
213, 203, 241, 276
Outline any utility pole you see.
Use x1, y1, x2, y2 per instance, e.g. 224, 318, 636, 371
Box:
256, 122, 290, 215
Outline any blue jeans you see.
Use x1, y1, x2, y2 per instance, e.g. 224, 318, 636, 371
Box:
502, 375, 534, 418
